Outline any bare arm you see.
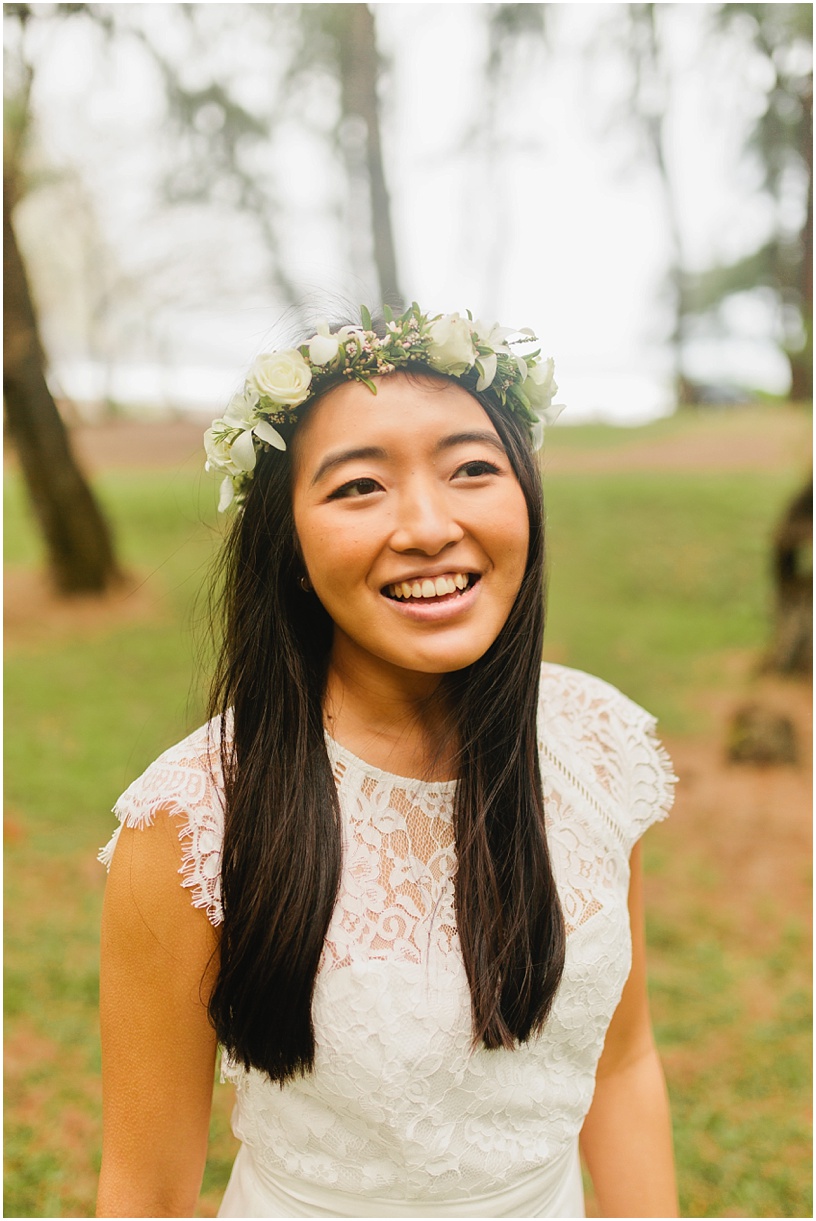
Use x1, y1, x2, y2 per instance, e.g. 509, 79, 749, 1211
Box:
579, 842, 678, 1218
97, 809, 220, 1218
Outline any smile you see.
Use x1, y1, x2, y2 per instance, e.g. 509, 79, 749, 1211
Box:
383, 572, 478, 601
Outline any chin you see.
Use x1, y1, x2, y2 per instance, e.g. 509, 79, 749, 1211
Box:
385, 637, 496, 676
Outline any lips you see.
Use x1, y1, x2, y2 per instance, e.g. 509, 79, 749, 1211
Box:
382, 572, 478, 601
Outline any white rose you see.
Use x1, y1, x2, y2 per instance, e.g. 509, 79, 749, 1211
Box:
426, 313, 477, 375
248, 349, 312, 406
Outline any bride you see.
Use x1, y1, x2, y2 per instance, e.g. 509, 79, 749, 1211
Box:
97, 305, 678, 1217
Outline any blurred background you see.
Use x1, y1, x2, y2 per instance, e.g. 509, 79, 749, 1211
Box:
4, 3, 812, 1217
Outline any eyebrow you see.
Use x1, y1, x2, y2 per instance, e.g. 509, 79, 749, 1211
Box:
311, 446, 389, 487
310, 431, 507, 487
436, 431, 506, 456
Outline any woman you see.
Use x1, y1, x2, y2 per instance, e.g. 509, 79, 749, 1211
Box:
97, 305, 678, 1218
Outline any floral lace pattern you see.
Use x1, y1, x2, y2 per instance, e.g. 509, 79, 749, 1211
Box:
98, 715, 228, 926
101, 664, 675, 1205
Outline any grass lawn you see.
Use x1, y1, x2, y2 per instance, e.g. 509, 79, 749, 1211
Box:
4, 406, 812, 1217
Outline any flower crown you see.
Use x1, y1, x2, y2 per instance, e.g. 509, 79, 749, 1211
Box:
205, 303, 563, 510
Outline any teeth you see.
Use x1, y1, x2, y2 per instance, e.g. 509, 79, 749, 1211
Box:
387, 573, 472, 600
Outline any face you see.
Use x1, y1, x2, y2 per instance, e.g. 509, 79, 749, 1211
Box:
291, 373, 530, 685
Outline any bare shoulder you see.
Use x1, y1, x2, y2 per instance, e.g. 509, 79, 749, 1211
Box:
98, 805, 220, 1215
102, 803, 219, 968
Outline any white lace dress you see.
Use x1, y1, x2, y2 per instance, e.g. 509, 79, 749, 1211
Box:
100, 663, 675, 1218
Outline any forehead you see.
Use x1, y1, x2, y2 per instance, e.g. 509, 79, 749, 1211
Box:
292, 372, 496, 463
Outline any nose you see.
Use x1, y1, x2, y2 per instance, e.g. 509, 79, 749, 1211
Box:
388, 479, 465, 555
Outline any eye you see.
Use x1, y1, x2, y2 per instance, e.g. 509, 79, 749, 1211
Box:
454, 459, 502, 479
327, 477, 382, 500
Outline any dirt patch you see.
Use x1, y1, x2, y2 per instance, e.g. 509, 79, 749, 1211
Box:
3, 568, 165, 649
4, 1027, 61, 1083
544, 409, 810, 475
657, 673, 812, 941
4, 418, 207, 476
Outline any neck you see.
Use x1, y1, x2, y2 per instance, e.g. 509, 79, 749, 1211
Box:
324, 637, 457, 781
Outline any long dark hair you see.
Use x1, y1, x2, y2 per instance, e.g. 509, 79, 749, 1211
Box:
207, 369, 565, 1080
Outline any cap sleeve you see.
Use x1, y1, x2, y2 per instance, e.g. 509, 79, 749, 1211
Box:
608, 689, 677, 855
98, 716, 229, 926
538, 663, 677, 857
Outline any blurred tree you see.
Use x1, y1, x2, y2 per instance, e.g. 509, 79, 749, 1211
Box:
717, 4, 813, 678
316, 4, 403, 309
4, 0, 404, 593
586, 3, 812, 685
572, 4, 696, 404
621, 3, 694, 405
765, 472, 812, 674
686, 3, 812, 401
4, 4, 121, 594
474, 4, 549, 303
131, 2, 403, 310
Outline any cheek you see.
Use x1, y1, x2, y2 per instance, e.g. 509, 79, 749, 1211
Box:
297, 516, 371, 588
489, 490, 530, 575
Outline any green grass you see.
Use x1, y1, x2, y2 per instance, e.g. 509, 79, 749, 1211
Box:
645, 885, 812, 1219
543, 469, 799, 731
4, 407, 812, 1217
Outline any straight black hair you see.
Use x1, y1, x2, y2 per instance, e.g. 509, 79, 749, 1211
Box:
207, 368, 565, 1080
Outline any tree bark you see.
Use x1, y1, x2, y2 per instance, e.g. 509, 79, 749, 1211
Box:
336, 4, 403, 311
3, 184, 122, 594
764, 473, 812, 675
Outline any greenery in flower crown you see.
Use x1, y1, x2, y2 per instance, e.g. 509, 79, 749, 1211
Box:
205, 302, 563, 510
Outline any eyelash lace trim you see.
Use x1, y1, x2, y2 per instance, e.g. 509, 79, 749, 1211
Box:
100, 665, 676, 937
98, 719, 227, 927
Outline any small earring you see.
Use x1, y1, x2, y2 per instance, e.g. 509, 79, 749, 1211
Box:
299, 575, 313, 592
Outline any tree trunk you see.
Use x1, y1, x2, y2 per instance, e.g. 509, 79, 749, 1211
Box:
632, 5, 690, 407
788, 79, 812, 402
336, 4, 403, 311
764, 473, 812, 675
3, 185, 122, 595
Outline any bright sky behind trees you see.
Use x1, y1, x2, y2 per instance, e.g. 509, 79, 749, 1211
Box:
7, 2, 811, 422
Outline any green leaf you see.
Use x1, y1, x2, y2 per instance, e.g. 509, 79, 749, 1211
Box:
360, 305, 373, 330
382, 303, 393, 323
508, 384, 532, 413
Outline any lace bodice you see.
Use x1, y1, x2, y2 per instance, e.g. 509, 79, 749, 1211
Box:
101, 663, 675, 1209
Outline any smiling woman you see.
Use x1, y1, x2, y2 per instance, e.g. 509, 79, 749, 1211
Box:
97, 306, 678, 1219
292, 376, 530, 695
